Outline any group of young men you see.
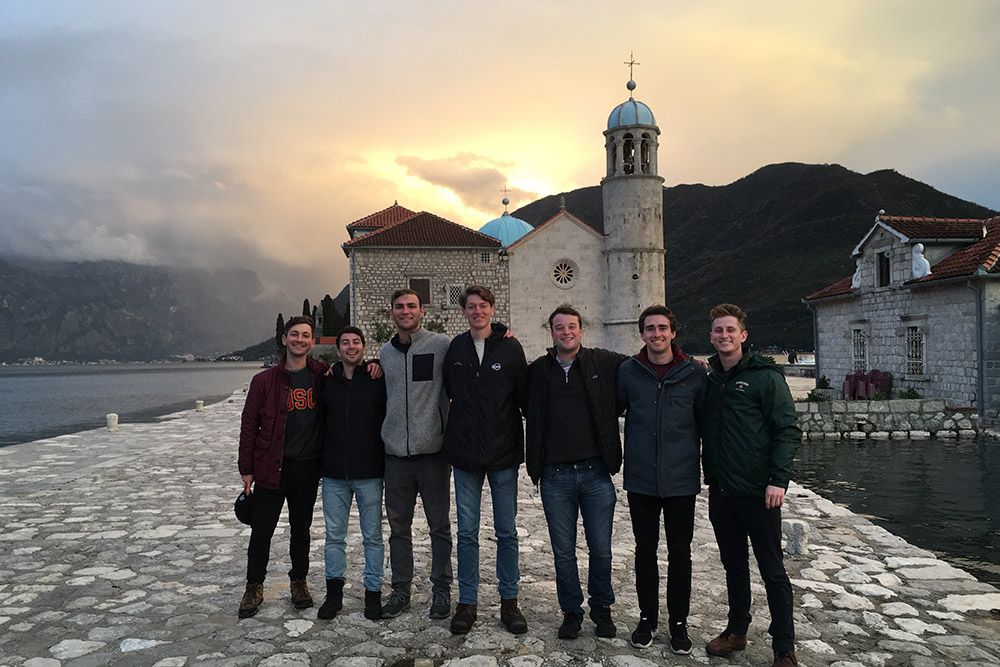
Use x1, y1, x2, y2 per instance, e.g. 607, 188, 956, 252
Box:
236, 287, 801, 667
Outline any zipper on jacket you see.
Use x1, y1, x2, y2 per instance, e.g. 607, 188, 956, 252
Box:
343, 375, 352, 479
404, 348, 411, 457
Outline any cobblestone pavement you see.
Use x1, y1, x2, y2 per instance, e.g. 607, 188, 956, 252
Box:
1, 390, 999, 667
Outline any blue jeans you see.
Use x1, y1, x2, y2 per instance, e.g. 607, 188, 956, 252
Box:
321, 476, 384, 592
453, 466, 520, 604
540, 458, 616, 614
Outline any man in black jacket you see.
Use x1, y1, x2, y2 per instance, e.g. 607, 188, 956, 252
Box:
525, 305, 627, 640
317, 326, 387, 621
443, 285, 528, 635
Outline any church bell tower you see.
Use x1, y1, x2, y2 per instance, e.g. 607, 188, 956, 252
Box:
601, 72, 666, 353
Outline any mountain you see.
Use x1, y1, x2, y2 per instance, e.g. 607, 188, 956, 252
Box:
0, 258, 283, 362
513, 163, 997, 352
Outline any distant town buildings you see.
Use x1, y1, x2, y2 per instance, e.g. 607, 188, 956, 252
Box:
805, 212, 1000, 426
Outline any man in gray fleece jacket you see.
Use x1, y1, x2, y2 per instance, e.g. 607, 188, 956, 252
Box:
378, 288, 453, 620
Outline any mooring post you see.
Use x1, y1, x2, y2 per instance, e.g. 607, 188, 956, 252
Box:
106, 413, 119, 432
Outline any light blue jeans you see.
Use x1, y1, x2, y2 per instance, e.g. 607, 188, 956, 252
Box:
453, 465, 520, 604
321, 476, 384, 592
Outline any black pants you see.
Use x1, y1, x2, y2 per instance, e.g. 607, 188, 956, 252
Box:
708, 490, 794, 652
246, 458, 320, 584
628, 492, 696, 624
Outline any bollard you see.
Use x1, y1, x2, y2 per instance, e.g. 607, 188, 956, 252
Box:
782, 519, 810, 555
106, 413, 119, 432
195, 400, 204, 412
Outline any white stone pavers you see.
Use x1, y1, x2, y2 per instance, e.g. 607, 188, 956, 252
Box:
0, 390, 997, 666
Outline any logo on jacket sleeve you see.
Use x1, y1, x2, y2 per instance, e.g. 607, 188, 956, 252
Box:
492, 362, 502, 371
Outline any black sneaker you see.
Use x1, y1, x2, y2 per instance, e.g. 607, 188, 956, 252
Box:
429, 589, 451, 619
669, 620, 693, 655
630, 616, 657, 648
558, 611, 584, 639
381, 589, 410, 619
589, 605, 616, 638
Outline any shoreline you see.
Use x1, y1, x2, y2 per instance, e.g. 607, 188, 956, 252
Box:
0, 390, 997, 664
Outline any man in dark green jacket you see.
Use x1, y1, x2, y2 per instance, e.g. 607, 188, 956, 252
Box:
702, 304, 800, 667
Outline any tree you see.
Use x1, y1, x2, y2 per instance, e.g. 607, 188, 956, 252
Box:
275, 313, 285, 350
302, 298, 311, 317
311, 305, 319, 328
321, 294, 344, 337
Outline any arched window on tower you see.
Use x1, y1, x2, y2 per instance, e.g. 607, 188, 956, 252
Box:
623, 133, 634, 175
640, 133, 651, 174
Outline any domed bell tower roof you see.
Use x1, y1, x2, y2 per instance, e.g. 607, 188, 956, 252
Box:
607, 80, 656, 129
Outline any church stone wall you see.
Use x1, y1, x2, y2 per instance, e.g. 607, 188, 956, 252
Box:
348, 247, 508, 349
507, 215, 607, 361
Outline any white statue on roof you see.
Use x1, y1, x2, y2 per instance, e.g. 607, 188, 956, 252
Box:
912, 243, 932, 279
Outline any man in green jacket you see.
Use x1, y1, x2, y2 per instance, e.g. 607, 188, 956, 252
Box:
702, 304, 800, 667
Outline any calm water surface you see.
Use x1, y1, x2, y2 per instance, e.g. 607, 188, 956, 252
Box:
0, 362, 261, 447
795, 437, 1000, 587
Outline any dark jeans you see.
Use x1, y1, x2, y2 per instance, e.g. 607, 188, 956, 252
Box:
384, 453, 453, 594
540, 458, 616, 614
246, 458, 320, 584
628, 491, 696, 624
708, 490, 795, 652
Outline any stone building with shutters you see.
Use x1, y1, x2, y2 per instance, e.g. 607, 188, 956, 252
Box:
803, 212, 1000, 426
341, 78, 667, 360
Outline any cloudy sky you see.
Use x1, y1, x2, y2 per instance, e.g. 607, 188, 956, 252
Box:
2, 0, 998, 298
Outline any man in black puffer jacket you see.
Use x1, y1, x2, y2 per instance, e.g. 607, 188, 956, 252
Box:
524, 305, 627, 641
443, 285, 528, 636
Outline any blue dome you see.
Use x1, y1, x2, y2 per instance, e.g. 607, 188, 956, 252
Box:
478, 213, 533, 247
607, 99, 656, 130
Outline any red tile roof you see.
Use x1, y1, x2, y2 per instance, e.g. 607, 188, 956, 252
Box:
342, 211, 502, 250
807, 215, 1000, 300
911, 216, 1000, 283
877, 215, 986, 241
804, 275, 856, 301
346, 202, 418, 230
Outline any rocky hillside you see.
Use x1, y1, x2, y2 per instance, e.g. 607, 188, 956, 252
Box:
513, 162, 996, 351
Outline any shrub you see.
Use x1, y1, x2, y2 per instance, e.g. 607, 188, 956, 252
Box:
873, 389, 888, 400
806, 388, 831, 402
816, 375, 831, 389
897, 388, 923, 399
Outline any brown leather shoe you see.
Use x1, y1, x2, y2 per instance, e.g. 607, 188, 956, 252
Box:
238, 582, 264, 618
500, 597, 528, 634
290, 579, 313, 609
706, 631, 748, 656
773, 650, 798, 666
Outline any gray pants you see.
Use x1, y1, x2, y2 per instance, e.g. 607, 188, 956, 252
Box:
383, 453, 453, 594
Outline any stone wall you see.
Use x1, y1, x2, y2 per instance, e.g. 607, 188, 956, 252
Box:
348, 247, 509, 350
796, 398, 978, 439
813, 277, 979, 408
507, 213, 608, 361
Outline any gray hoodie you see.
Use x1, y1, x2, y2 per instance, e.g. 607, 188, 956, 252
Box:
380, 326, 452, 457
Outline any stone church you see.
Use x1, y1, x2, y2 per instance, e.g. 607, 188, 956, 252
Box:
341, 78, 666, 361
804, 212, 1000, 426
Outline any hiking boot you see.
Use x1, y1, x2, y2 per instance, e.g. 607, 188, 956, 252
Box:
669, 620, 693, 655
429, 589, 451, 619
773, 650, 798, 666
238, 582, 264, 618
589, 604, 616, 638
364, 589, 382, 620
290, 579, 313, 609
558, 611, 584, 639
500, 597, 528, 634
317, 578, 344, 619
629, 616, 657, 648
381, 589, 410, 618
450, 602, 477, 634
706, 631, 748, 657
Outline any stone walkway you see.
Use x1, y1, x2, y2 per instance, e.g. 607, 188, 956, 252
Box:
1, 390, 999, 667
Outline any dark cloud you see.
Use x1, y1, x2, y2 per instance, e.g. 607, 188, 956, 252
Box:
395, 153, 538, 215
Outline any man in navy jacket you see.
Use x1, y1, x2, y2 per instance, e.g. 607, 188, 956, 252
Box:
617, 305, 706, 654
